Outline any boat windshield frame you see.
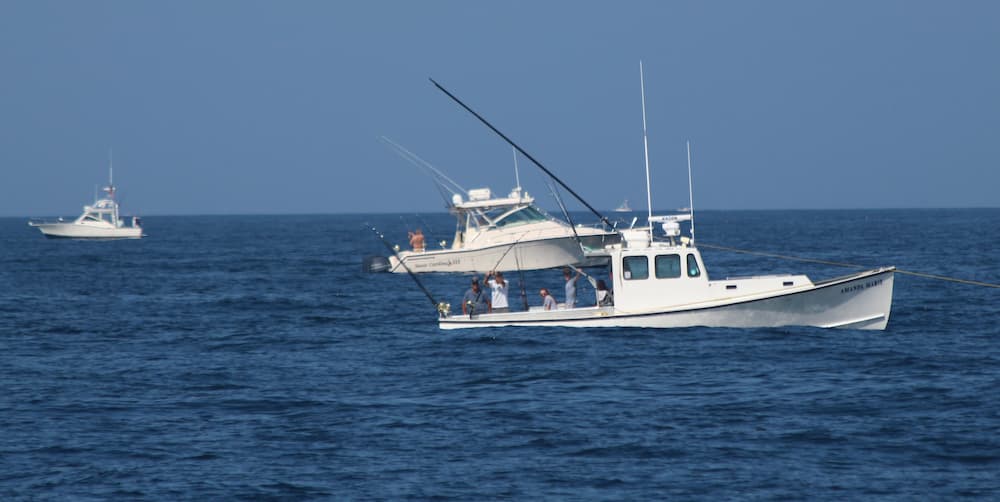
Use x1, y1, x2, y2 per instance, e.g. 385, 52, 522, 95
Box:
489, 205, 550, 229
456, 202, 553, 231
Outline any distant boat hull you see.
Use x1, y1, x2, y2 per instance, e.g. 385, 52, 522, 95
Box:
30, 222, 143, 239
440, 267, 894, 330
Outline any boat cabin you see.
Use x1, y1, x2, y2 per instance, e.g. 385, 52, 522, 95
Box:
448, 187, 554, 249
604, 228, 710, 310
603, 222, 812, 311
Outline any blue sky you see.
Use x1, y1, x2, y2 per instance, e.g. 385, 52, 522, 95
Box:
1, 1, 997, 216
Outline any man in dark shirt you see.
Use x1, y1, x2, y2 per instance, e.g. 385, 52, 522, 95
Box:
462, 278, 491, 315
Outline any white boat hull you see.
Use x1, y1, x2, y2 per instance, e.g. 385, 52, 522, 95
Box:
31, 222, 143, 239
440, 267, 894, 330
389, 235, 585, 273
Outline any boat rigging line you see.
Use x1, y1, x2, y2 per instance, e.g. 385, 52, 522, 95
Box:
379, 136, 467, 207
699, 242, 1000, 289
367, 225, 451, 315
429, 78, 619, 234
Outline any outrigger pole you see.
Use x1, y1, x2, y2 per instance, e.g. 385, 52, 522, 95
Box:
368, 225, 448, 316
546, 180, 582, 246
429, 78, 618, 234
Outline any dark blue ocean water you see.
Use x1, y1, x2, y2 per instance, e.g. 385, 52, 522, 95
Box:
1, 209, 998, 500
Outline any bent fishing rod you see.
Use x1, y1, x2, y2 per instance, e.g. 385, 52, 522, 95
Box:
429, 78, 618, 234
368, 225, 450, 316
546, 180, 583, 247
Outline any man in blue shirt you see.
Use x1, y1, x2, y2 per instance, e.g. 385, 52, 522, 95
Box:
462, 278, 491, 315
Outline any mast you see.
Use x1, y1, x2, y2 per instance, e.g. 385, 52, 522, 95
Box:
687, 140, 695, 243
108, 149, 118, 224
512, 146, 521, 195
640, 61, 653, 235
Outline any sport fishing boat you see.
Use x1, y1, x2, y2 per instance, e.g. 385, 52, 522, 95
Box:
614, 199, 632, 212
366, 137, 618, 274
378, 186, 618, 273
439, 215, 895, 330
29, 167, 143, 239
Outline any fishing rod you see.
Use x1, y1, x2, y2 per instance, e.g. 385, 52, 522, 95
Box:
478, 233, 531, 314
487, 231, 530, 273
568, 264, 599, 289
429, 78, 618, 234
515, 253, 529, 311
368, 225, 450, 316
546, 180, 582, 246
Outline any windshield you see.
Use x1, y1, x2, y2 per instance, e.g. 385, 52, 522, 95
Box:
493, 206, 548, 228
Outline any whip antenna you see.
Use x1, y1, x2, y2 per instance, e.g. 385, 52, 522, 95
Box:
512, 146, 521, 193
687, 140, 695, 243
640, 61, 653, 235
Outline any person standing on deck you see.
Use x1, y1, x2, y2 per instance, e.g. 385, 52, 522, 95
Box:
595, 279, 614, 306
563, 267, 581, 308
462, 278, 491, 315
408, 228, 425, 252
486, 270, 509, 313
540, 288, 557, 310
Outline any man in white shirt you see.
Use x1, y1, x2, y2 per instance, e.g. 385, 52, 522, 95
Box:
486, 270, 510, 313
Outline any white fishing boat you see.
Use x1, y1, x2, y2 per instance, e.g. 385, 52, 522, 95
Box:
368, 138, 618, 273
29, 165, 143, 239
614, 199, 632, 212
428, 65, 895, 331
439, 217, 895, 330
380, 186, 618, 273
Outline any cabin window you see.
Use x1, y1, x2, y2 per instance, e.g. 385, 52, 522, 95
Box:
622, 256, 648, 280
655, 254, 681, 279
687, 254, 701, 278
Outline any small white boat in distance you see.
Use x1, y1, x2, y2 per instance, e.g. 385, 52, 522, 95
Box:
614, 199, 632, 212
382, 187, 618, 273
29, 167, 143, 239
439, 216, 895, 330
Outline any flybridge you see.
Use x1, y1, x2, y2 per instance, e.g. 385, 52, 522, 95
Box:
451, 187, 533, 209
